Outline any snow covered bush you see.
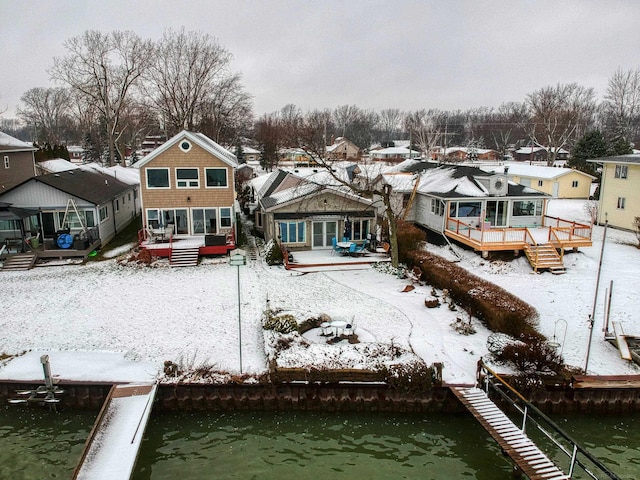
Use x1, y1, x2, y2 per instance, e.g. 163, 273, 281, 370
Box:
263, 239, 284, 265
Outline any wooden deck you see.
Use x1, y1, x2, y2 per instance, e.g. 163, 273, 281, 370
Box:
445, 215, 592, 254
451, 386, 569, 480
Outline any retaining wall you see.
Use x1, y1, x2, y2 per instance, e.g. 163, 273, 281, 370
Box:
1, 381, 639, 414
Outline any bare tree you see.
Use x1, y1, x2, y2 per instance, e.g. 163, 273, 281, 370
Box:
333, 104, 361, 138
526, 83, 596, 165
254, 112, 284, 171
16, 87, 72, 145
601, 68, 640, 148
379, 108, 404, 144
404, 109, 448, 157
50, 30, 154, 165
200, 73, 253, 144
142, 28, 252, 145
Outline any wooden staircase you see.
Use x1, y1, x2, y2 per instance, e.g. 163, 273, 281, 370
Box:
524, 243, 565, 274
169, 247, 200, 267
1, 253, 37, 271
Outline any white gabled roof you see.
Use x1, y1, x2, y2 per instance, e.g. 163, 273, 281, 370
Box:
38, 158, 78, 173
0, 131, 36, 151
485, 163, 596, 180
134, 130, 237, 168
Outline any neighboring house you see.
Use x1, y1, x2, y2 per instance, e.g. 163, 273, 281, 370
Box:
0, 131, 37, 191
253, 168, 377, 250
501, 164, 595, 199
278, 148, 316, 167
432, 147, 501, 162
378, 165, 592, 270
239, 146, 261, 166
370, 146, 421, 163
588, 154, 640, 231
134, 130, 238, 255
0, 168, 138, 251
326, 137, 361, 161
67, 145, 84, 164
513, 146, 569, 163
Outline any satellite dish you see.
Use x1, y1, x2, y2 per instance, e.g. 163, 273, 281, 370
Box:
57, 233, 73, 249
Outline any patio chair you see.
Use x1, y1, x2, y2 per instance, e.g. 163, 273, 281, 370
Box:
347, 243, 357, 255
354, 241, 369, 256
343, 322, 355, 336
376, 242, 390, 255
164, 224, 174, 240
331, 237, 340, 255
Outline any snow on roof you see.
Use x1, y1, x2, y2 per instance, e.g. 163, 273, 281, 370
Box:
371, 146, 418, 156
81, 163, 140, 185
381, 173, 416, 192
487, 163, 595, 180
38, 158, 79, 173
417, 166, 488, 197
0, 131, 36, 151
515, 146, 569, 154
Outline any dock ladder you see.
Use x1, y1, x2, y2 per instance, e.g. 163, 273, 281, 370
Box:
451, 359, 621, 479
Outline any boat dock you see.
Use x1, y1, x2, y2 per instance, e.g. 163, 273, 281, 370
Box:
72, 382, 157, 480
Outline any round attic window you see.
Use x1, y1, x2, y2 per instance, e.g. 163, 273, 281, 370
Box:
494, 179, 503, 190
179, 140, 192, 152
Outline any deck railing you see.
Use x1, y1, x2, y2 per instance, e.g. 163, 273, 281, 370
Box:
477, 359, 621, 479
445, 215, 592, 252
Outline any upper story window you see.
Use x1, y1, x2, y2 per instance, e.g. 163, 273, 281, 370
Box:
617, 197, 626, 209
176, 168, 199, 188
205, 168, 228, 187
571, 180, 579, 188
146, 168, 170, 188
537, 180, 544, 187
615, 164, 628, 179
3, 156, 9, 169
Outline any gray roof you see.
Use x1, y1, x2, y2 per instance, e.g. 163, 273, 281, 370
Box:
587, 153, 640, 165
32, 169, 133, 205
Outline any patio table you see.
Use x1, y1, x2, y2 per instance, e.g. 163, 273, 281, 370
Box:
330, 320, 348, 336
336, 241, 353, 255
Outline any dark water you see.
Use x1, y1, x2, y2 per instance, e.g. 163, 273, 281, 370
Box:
131, 411, 514, 480
1, 406, 638, 479
0, 405, 96, 479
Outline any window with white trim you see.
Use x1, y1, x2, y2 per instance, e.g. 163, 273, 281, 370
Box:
146, 168, 170, 188
176, 168, 199, 188
350, 218, 370, 241
3, 156, 9, 169
191, 208, 217, 234
615, 165, 628, 179
279, 221, 305, 243
617, 197, 626, 209
430, 198, 444, 216
115, 199, 120, 212
99, 206, 108, 222
220, 207, 232, 228
205, 168, 228, 187
58, 210, 96, 228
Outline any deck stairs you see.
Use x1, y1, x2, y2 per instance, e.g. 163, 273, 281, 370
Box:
524, 243, 565, 274
169, 247, 200, 267
451, 387, 570, 480
1, 253, 37, 271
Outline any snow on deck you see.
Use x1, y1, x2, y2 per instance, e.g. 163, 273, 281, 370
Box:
74, 383, 157, 480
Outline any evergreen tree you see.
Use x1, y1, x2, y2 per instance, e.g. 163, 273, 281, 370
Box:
569, 130, 607, 176
235, 141, 245, 164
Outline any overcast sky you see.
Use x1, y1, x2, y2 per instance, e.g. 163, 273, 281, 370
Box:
1, 0, 639, 120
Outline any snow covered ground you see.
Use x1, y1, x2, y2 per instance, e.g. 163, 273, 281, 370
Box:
0, 199, 638, 386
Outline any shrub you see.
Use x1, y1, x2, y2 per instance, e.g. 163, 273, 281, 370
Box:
408, 250, 539, 338
263, 310, 298, 334
264, 239, 284, 265
396, 220, 427, 265
494, 333, 563, 376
